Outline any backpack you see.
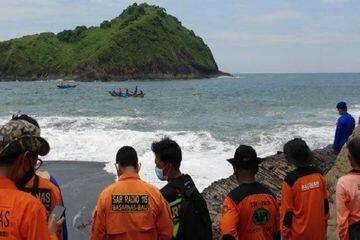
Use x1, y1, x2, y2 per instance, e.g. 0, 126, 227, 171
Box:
169, 175, 213, 240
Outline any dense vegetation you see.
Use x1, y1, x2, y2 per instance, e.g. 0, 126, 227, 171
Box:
0, 3, 223, 80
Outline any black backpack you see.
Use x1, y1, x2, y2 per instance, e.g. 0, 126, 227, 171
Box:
169, 175, 213, 240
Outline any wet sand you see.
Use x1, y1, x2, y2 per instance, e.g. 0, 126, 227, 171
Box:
42, 161, 115, 240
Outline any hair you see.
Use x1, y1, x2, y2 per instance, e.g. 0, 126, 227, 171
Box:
116, 146, 138, 168
151, 137, 182, 170
348, 137, 360, 165
12, 114, 40, 128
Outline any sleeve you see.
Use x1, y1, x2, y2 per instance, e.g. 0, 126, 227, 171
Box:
322, 177, 330, 225
280, 182, 294, 239
333, 119, 344, 154
51, 186, 65, 240
23, 204, 54, 240
219, 196, 240, 239
50, 176, 68, 240
336, 178, 350, 240
156, 195, 173, 240
89, 194, 107, 240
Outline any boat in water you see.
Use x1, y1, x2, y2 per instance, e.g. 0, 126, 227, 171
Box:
109, 90, 144, 98
58, 84, 77, 89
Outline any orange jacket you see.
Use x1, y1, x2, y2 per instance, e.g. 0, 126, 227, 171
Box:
90, 172, 173, 240
220, 182, 280, 240
0, 177, 57, 240
24, 174, 62, 213
24, 174, 63, 239
280, 166, 329, 240
336, 169, 360, 240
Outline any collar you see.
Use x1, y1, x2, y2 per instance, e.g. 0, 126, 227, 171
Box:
0, 177, 17, 189
119, 172, 140, 181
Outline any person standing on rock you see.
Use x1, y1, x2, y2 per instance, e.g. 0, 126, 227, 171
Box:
281, 138, 329, 240
151, 138, 212, 240
90, 146, 173, 240
219, 145, 280, 240
333, 101, 355, 155
336, 137, 360, 240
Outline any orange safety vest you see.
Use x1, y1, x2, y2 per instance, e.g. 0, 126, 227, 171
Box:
280, 166, 329, 240
90, 172, 173, 240
220, 182, 280, 240
0, 177, 57, 240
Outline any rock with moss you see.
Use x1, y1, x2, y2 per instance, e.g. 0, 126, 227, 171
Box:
0, 3, 228, 81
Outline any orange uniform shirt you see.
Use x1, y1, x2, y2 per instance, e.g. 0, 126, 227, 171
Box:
220, 182, 280, 240
24, 174, 64, 240
280, 166, 329, 240
24, 174, 62, 213
336, 169, 360, 240
0, 177, 57, 240
90, 172, 173, 240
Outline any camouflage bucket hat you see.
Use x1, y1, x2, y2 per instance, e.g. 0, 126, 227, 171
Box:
0, 119, 50, 160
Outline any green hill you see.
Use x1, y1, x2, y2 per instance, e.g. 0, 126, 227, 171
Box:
0, 3, 226, 81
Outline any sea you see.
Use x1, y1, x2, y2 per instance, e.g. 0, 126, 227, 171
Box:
0, 73, 359, 190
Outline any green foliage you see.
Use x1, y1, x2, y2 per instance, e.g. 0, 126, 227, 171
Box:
100, 20, 111, 29
0, 3, 219, 79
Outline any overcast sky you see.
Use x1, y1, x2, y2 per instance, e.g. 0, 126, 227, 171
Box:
0, 0, 359, 73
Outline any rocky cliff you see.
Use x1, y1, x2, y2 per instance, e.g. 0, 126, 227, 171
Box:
202, 145, 336, 239
0, 3, 226, 81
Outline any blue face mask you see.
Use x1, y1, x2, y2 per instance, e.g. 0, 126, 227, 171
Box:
155, 166, 167, 181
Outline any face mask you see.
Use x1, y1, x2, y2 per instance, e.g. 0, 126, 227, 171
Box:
155, 166, 167, 181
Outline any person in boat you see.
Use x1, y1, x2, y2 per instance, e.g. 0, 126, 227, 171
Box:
134, 86, 138, 95
139, 90, 144, 97
126, 89, 129, 95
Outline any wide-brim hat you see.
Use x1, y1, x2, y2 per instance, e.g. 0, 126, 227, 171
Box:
0, 119, 50, 160
227, 145, 263, 169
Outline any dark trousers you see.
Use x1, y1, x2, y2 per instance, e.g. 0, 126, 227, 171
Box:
350, 221, 360, 240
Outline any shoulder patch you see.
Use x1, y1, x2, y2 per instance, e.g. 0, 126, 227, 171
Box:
23, 187, 52, 211
111, 195, 149, 212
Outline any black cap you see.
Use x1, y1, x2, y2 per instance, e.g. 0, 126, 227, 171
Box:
283, 138, 315, 167
227, 145, 263, 169
116, 146, 138, 167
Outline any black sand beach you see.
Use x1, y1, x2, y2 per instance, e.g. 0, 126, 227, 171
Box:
42, 161, 115, 240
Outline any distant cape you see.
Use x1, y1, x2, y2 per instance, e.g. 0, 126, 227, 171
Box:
0, 3, 229, 81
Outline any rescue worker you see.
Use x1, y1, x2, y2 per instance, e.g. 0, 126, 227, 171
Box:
152, 138, 212, 240
220, 145, 280, 240
281, 138, 329, 240
336, 137, 360, 239
90, 146, 172, 240
0, 117, 63, 239
11, 114, 67, 240
333, 101, 355, 155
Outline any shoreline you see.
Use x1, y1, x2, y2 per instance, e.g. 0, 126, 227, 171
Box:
0, 71, 232, 82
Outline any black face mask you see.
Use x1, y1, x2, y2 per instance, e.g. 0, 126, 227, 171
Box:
16, 169, 35, 189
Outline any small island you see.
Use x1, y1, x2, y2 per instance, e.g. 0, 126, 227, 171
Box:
0, 3, 229, 81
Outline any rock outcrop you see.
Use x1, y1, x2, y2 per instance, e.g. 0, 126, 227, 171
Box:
202, 145, 336, 239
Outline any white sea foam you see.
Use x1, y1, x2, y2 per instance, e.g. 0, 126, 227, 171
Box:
0, 110, 359, 190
